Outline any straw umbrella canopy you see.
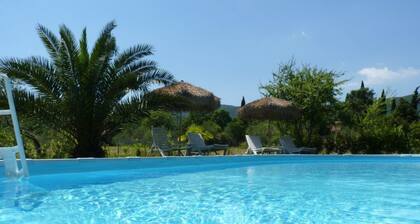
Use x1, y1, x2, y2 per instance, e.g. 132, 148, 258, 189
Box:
238, 97, 300, 121
238, 97, 300, 143
149, 81, 220, 143
149, 81, 220, 112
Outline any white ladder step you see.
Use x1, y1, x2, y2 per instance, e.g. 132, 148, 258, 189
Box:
0, 74, 29, 177
0, 146, 19, 153
0, 109, 11, 115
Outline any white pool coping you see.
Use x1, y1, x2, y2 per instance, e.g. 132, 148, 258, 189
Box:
1, 153, 420, 164
2, 154, 420, 178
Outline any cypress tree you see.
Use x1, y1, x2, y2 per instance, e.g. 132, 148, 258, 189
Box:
391, 98, 397, 112
379, 89, 387, 115
381, 89, 385, 99
411, 86, 419, 111
394, 98, 417, 123
345, 83, 374, 115
241, 96, 246, 107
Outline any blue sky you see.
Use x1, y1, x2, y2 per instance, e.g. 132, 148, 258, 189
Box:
1, 0, 419, 105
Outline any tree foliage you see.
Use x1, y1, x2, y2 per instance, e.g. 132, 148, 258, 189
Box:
240, 96, 246, 107
0, 21, 174, 157
344, 82, 374, 117
211, 109, 232, 129
260, 60, 344, 146
223, 118, 247, 146
358, 101, 409, 153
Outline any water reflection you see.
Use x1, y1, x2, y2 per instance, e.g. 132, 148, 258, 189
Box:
0, 178, 46, 212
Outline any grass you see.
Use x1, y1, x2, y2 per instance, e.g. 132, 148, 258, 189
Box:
104, 144, 247, 157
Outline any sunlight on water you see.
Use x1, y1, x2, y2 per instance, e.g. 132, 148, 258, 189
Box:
1, 157, 420, 224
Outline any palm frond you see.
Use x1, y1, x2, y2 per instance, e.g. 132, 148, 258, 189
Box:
90, 21, 117, 61
115, 60, 157, 77
0, 57, 61, 98
101, 95, 148, 140
78, 28, 89, 73
113, 44, 154, 72
58, 24, 80, 87
98, 61, 170, 105
88, 21, 117, 86
36, 24, 60, 63
138, 68, 174, 86
0, 87, 64, 130
123, 69, 174, 105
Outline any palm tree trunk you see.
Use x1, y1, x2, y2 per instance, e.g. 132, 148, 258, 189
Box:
73, 130, 105, 157
74, 142, 104, 157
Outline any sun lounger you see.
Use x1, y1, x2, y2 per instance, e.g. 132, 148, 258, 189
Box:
245, 135, 282, 155
187, 133, 228, 155
280, 136, 316, 154
151, 127, 186, 157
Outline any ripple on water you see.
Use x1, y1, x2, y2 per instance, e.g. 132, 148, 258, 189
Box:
1, 162, 420, 224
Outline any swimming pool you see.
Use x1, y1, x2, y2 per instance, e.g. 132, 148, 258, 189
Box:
1, 155, 420, 223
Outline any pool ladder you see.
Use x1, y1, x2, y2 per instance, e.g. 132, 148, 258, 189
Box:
0, 73, 29, 177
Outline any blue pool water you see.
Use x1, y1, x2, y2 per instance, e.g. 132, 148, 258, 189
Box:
1, 156, 420, 224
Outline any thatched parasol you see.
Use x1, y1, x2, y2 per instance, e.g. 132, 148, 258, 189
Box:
238, 97, 300, 144
149, 81, 220, 112
149, 81, 220, 143
238, 97, 300, 121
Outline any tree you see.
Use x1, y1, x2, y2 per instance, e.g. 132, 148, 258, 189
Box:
223, 118, 247, 146
379, 89, 387, 115
345, 82, 374, 117
409, 122, 420, 153
241, 96, 246, 107
391, 98, 397, 112
0, 21, 174, 157
180, 123, 216, 142
211, 109, 232, 129
412, 86, 419, 113
183, 111, 211, 127
142, 110, 175, 130
394, 99, 417, 124
260, 60, 344, 146
359, 100, 409, 154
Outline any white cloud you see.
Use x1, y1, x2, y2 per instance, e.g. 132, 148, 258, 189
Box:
290, 31, 310, 40
358, 67, 420, 85
343, 81, 360, 89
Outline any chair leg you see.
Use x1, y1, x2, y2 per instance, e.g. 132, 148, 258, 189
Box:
159, 150, 166, 157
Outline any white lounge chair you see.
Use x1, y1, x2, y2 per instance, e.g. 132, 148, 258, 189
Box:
151, 127, 185, 157
245, 135, 282, 155
187, 133, 228, 155
280, 136, 316, 154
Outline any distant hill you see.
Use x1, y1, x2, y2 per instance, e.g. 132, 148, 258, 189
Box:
397, 94, 414, 103
219, 94, 418, 119
388, 94, 419, 112
219, 104, 239, 118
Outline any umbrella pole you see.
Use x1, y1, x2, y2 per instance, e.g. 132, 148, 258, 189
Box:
267, 120, 272, 145
178, 112, 182, 144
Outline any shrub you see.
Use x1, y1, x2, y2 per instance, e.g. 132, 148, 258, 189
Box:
223, 118, 247, 146
409, 122, 420, 153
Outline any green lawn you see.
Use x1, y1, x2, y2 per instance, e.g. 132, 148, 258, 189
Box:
104, 145, 247, 157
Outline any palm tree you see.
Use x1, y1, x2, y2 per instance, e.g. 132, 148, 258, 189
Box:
0, 21, 174, 157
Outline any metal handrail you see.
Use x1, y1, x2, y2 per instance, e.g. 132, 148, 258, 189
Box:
0, 73, 29, 177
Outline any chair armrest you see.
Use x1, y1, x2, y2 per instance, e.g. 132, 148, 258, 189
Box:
213, 144, 228, 149
299, 147, 317, 153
